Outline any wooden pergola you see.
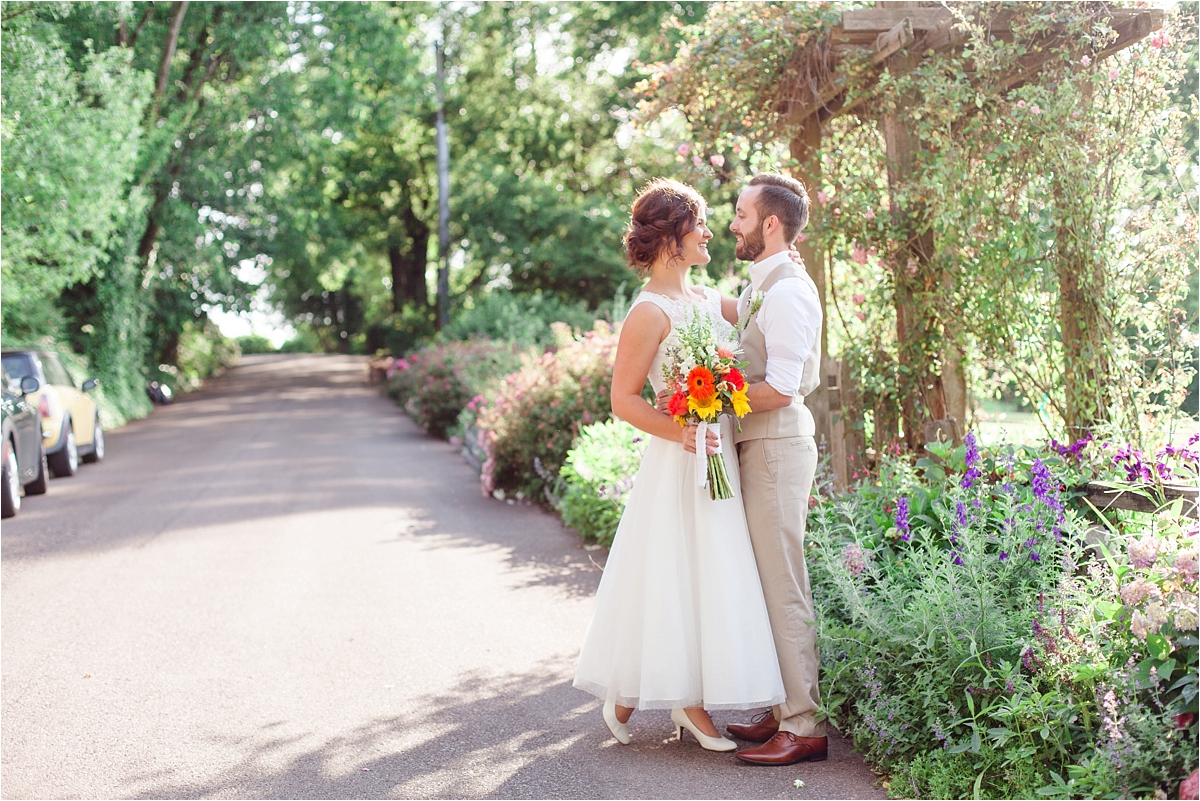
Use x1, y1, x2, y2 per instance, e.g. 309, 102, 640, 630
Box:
777, 2, 1165, 486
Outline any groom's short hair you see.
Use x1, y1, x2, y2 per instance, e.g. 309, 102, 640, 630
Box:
748, 173, 809, 243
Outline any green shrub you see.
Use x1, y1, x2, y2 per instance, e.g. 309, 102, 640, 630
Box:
364, 306, 437, 356
236, 334, 276, 354
556, 418, 649, 546
169, 319, 240, 390
278, 327, 322, 354
442, 291, 597, 348
388, 339, 529, 440
477, 321, 618, 502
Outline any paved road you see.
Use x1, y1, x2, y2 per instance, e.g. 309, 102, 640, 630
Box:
2, 354, 885, 800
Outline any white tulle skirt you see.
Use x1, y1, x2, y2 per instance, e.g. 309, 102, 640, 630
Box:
573, 416, 785, 711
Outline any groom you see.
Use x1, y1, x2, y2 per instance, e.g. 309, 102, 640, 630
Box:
726, 173, 826, 766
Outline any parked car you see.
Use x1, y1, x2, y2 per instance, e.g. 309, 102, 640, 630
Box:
1, 368, 49, 517
0, 350, 104, 478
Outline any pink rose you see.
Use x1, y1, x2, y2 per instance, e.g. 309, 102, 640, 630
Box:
692, 155, 703, 167
1109, 68, 1119, 80
1030, 105, 1041, 115
852, 293, 866, 305
1017, 100, 1026, 108
851, 243, 869, 265
816, 190, 830, 204
864, 207, 876, 220
1080, 54, 1092, 66
710, 154, 725, 168
854, 311, 866, 321
676, 143, 690, 157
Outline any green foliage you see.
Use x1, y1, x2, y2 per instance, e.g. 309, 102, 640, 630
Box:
556, 417, 649, 546
441, 291, 597, 348
477, 322, 619, 503
0, 8, 150, 339
388, 339, 530, 440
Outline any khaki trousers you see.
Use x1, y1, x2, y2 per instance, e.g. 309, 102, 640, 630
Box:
737, 435, 824, 737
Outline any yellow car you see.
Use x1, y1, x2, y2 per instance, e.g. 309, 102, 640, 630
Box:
0, 350, 104, 477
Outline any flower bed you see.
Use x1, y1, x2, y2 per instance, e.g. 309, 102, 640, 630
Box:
809, 434, 1198, 799
386, 340, 530, 440
476, 321, 619, 503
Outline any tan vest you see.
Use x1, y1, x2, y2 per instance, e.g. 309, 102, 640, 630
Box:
734, 262, 821, 442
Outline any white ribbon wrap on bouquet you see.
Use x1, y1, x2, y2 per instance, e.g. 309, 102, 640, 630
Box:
695, 421, 723, 488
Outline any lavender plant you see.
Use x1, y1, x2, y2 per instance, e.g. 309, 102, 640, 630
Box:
809, 432, 1198, 799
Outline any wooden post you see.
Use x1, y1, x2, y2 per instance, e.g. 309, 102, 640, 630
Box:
825, 355, 848, 488
788, 116, 836, 463
880, 2, 948, 452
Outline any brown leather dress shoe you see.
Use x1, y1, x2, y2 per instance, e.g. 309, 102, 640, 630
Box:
726, 710, 780, 742
735, 732, 828, 765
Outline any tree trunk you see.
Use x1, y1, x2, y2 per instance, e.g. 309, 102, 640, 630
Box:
154, 2, 190, 103
177, 5, 221, 104
388, 208, 431, 312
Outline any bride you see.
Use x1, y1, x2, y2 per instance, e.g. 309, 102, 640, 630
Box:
573, 178, 784, 752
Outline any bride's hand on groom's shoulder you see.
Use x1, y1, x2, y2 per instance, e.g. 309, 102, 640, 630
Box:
788, 244, 805, 268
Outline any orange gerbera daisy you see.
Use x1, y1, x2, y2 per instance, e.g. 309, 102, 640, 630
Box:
687, 366, 716, 400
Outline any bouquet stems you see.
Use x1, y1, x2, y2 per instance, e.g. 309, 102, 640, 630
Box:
708, 452, 735, 501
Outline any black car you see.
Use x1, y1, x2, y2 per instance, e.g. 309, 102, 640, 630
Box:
1, 368, 49, 518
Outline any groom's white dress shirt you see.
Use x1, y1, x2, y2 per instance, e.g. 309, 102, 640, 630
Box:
738, 248, 822, 398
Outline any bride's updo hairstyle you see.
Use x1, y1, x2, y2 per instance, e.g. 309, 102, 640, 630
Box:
623, 178, 705, 278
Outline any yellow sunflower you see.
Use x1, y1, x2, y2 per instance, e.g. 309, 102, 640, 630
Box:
730, 388, 751, 418
688, 393, 723, 421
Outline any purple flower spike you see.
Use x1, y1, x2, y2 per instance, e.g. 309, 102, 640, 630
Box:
1030, 551, 1041, 562
961, 433, 981, 488
951, 550, 964, 566
895, 497, 910, 537
999, 551, 1009, 561
956, 501, 968, 529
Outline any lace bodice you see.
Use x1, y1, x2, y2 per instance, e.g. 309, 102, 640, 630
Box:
628, 286, 736, 395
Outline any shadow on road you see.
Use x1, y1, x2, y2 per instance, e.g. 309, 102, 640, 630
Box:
1, 354, 602, 600
124, 661, 878, 800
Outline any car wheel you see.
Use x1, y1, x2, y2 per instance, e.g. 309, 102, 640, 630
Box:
24, 445, 49, 496
81, 419, 104, 464
24, 448, 49, 496
1, 438, 20, 518
48, 423, 78, 478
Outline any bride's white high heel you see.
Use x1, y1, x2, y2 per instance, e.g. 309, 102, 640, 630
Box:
603, 698, 631, 745
671, 707, 736, 752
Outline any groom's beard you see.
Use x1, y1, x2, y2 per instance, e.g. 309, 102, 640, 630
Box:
735, 220, 767, 262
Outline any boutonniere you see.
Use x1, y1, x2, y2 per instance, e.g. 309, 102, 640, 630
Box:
738, 291, 766, 331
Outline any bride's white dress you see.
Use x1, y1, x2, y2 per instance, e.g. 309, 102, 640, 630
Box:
573, 287, 785, 711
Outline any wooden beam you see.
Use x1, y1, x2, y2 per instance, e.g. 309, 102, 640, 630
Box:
874, 18, 915, 61
1095, 8, 1165, 61
786, 19, 914, 125
842, 7, 953, 32
783, 7, 1161, 129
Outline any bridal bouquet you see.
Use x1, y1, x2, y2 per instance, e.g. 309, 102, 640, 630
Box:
662, 308, 751, 500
